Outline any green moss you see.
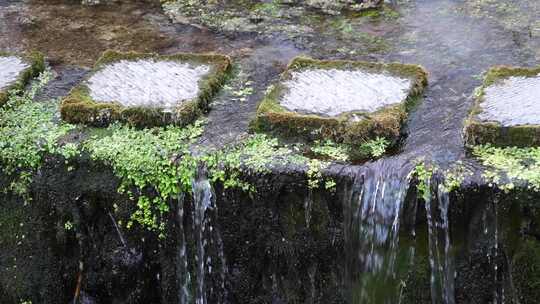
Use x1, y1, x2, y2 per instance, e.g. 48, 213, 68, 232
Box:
251, 56, 427, 150
464, 65, 540, 147
0, 51, 45, 107
512, 239, 540, 303
60, 50, 231, 128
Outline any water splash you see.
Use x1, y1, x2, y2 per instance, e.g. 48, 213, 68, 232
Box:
344, 160, 414, 304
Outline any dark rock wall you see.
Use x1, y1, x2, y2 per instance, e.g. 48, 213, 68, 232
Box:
1, 160, 539, 303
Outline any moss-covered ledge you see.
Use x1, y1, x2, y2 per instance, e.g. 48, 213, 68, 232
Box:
464, 65, 540, 147
251, 56, 428, 148
0, 51, 45, 107
60, 50, 231, 127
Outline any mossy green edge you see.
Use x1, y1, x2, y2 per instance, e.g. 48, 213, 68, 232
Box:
250, 56, 428, 146
60, 50, 232, 127
464, 65, 540, 147
0, 51, 46, 107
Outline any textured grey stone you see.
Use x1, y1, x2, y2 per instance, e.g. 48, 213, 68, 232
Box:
87, 59, 210, 109
478, 75, 540, 126
0, 56, 29, 90
281, 69, 411, 116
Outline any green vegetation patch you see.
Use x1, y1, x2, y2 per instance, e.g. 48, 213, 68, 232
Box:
464, 65, 540, 147
60, 50, 231, 128
0, 70, 77, 199
0, 51, 45, 107
472, 144, 540, 192
251, 56, 427, 156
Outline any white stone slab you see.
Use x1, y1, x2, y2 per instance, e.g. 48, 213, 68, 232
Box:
87, 59, 210, 109
478, 75, 540, 126
280, 69, 411, 117
0, 56, 29, 90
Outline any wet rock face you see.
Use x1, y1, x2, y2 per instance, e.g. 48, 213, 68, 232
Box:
87, 59, 209, 109
281, 69, 411, 116
478, 75, 540, 126
0, 56, 29, 90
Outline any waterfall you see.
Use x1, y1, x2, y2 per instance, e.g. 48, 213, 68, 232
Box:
189, 164, 228, 304
176, 192, 191, 304
344, 160, 414, 304
424, 178, 455, 304
192, 167, 213, 304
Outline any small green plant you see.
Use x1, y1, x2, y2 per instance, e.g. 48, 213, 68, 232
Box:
412, 162, 433, 201
311, 140, 349, 162
359, 137, 390, 158
64, 221, 73, 231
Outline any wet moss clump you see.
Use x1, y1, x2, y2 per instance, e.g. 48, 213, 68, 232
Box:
464, 65, 540, 147
251, 56, 427, 148
60, 50, 231, 127
0, 51, 45, 107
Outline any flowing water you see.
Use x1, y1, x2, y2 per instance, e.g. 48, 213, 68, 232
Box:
190, 166, 228, 304
343, 159, 415, 304
1, 0, 539, 303
424, 178, 455, 304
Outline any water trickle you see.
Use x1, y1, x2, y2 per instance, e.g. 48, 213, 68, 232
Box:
190, 165, 228, 304
344, 160, 414, 304
176, 192, 191, 304
304, 189, 313, 228
107, 211, 127, 247
424, 178, 455, 304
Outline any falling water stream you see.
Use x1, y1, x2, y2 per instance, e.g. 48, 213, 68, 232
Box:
424, 178, 455, 304
344, 159, 415, 304
189, 165, 228, 304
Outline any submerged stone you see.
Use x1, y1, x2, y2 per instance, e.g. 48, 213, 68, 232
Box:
464, 66, 540, 147
0, 56, 29, 90
60, 50, 231, 127
252, 57, 427, 146
281, 69, 411, 117
0, 52, 45, 106
87, 60, 210, 109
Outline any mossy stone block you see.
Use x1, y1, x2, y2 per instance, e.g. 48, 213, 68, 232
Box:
464, 65, 540, 147
60, 50, 231, 127
0, 51, 45, 107
251, 56, 427, 146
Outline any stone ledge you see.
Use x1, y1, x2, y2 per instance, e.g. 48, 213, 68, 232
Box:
251, 56, 427, 146
60, 50, 231, 127
464, 65, 540, 147
0, 51, 45, 107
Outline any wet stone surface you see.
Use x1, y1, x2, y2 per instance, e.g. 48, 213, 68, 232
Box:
281, 68, 411, 116
88, 59, 209, 108
478, 75, 540, 126
0, 55, 29, 90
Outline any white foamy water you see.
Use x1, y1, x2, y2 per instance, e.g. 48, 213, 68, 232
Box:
478, 75, 540, 126
280, 69, 411, 117
0, 56, 29, 90
87, 59, 210, 108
